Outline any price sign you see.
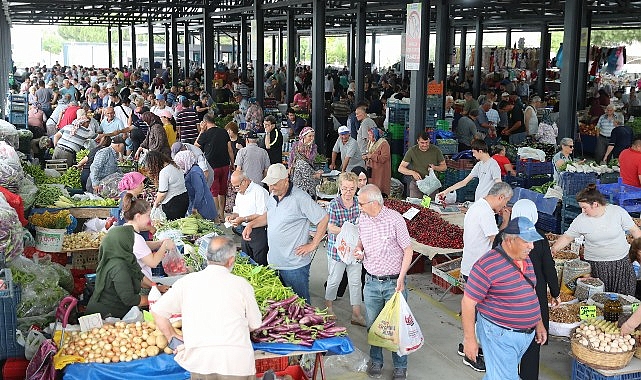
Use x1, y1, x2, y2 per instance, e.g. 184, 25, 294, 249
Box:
632, 303, 639, 313
579, 305, 597, 320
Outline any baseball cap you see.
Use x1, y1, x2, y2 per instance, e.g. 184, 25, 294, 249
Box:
245, 130, 258, 139
156, 94, 165, 100
503, 217, 543, 243
112, 135, 126, 145
338, 125, 350, 135
501, 92, 510, 97
262, 163, 289, 185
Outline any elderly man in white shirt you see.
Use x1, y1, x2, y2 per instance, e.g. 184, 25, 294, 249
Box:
151, 236, 262, 379
226, 170, 270, 266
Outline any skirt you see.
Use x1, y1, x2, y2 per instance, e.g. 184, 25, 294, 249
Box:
586, 257, 636, 296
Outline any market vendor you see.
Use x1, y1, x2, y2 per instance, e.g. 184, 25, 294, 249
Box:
551, 184, 641, 295
398, 131, 446, 198
552, 138, 575, 182
89, 135, 126, 193
619, 136, 641, 187
76, 135, 111, 191
151, 236, 262, 379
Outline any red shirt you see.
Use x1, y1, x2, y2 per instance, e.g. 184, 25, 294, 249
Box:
58, 105, 80, 129
619, 148, 641, 187
492, 154, 511, 176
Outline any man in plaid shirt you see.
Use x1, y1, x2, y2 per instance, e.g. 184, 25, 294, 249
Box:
354, 184, 413, 380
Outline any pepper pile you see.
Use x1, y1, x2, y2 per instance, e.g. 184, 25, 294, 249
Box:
384, 199, 463, 249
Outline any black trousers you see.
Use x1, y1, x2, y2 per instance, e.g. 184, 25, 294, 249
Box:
241, 226, 268, 266
162, 192, 189, 221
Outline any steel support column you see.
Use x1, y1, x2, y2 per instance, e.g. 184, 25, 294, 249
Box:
254, 1, 265, 106
216, 32, 221, 63
408, 0, 430, 141
240, 16, 248, 81
558, 0, 584, 140
577, 9, 592, 110
278, 27, 284, 68
118, 26, 123, 69
0, 14, 10, 118
271, 35, 276, 67
107, 26, 113, 68
164, 24, 170, 71
203, 4, 215, 96
473, 17, 483, 98
458, 27, 466, 87
171, 14, 179, 85
349, 23, 355, 79
147, 17, 154, 71
286, 9, 296, 104
355, 2, 366, 103
370, 32, 376, 66
311, 0, 327, 154
505, 27, 512, 49
184, 23, 190, 80
131, 23, 137, 68
434, 0, 449, 85
537, 23, 550, 97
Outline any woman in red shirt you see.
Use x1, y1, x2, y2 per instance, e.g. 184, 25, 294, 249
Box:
492, 144, 516, 176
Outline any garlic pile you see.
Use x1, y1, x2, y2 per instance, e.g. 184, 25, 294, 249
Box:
574, 320, 635, 353
58, 320, 182, 364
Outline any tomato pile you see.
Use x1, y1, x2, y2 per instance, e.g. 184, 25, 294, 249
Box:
384, 199, 463, 249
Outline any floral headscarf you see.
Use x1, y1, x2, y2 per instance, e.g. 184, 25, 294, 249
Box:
173, 150, 197, 174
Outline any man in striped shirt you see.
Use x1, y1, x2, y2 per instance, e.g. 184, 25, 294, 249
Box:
462, 217, 547, 380
175, 98, 200, 144
52, 115, 97, 167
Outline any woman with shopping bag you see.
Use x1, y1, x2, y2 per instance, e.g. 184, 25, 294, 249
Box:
324, 172, 367, 326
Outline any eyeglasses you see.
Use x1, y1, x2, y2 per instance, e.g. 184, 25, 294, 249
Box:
565, 145, 574, 148
340, 187, 356, 193
358, 200, 374, 206
232, 179, 247, 190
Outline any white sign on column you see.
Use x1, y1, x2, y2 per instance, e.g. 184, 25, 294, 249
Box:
404, 3, 422, 71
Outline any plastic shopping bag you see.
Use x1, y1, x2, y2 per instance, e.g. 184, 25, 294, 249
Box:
150, 206, 167, 223
161, 247, 188, 276
367, 292, 401, 352
25, 329, 47, 360
396, 293, 424, 356
416, 169, 442, 196
335, 221, 359, 265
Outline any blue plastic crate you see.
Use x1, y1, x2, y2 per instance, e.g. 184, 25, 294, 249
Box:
436, 140, 458, 155
515, 159, 553, 176
457, 178, 479, 202
536, 211, 561, 234
444, 168, 472, 187
599, 172, 620, 184
510, 187, 558, 215
560, 172, 598, 196
571, 359, 641, 380
597, 178, 641, 213
0, 269, 21, 361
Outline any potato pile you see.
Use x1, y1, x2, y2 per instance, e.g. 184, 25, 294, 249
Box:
58, 320, 182, 363
574, 319, 636, 353
62, 232, 105, 250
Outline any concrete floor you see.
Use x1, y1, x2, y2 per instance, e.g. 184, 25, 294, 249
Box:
304, 245, 573, 380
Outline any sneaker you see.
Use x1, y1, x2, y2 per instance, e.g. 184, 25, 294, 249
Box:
366, 361, 383, 378
392, 367, 407, 380
463, 355, 486, 372
457, 343, 483, 357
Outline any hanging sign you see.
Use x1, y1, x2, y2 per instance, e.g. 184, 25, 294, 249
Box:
250, 19, 258, 61
404, 3, 422, 71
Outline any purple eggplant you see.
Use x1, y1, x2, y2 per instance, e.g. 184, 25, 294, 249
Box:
270, 294, 299, 308
260, 309, 279, 328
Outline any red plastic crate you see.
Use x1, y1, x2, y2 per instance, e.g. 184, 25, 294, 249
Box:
257, 365, 309, 380
255, 356, 289, 373
2, 357, 29, 380
407, 252, 425, 275
431, 272, 463, 294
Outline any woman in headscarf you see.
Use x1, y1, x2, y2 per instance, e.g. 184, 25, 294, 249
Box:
289, 126, 322, 196
171, 141, 214, 189
86, 195, 175, 319
174, 150, 218, 220
134, 111, 171, 160
363, 127, 391, 196
493, 199, 560, 380
76, 135, 112, 191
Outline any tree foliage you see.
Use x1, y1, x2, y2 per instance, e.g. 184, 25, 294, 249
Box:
590, 29, 641, 46
42, 34, 63, 54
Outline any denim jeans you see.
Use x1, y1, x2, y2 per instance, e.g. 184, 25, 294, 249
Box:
279, 263, 311, 302
364, 274, 408, 369
476, 313, 534, 380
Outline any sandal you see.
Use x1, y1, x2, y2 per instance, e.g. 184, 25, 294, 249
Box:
350, 317, 367, 327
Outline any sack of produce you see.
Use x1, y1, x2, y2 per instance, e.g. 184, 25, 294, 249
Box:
561, 259, 591, 294
0, 122, 20, 149
0, 192, 25, 261
574, 278, 605, 301
18, 177, 38, 210
0, 161, 24, 193
96, 172, 123, 199
368, 292, 401, 352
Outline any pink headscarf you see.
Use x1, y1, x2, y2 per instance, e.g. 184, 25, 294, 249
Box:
118, 172, 146, 191
174, 150, 197, 174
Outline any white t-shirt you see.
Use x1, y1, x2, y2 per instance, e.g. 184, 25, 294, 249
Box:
566, 204, 635, 261
470, 158, 501, 201
461, 198, 499, 276
158, 164, 187, 204
132, 233, 153, 280
232, 182, 269, 223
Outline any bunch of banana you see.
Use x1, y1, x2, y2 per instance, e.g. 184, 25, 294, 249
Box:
54, 195, 75, 208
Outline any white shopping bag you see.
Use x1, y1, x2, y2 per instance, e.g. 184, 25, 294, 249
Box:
397, 293, 424, 356
334, 221, 359, 265
416, 169, 442, 196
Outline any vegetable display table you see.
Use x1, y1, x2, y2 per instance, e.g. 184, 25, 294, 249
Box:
408, 211, 465, 262
63, 337, 354, 380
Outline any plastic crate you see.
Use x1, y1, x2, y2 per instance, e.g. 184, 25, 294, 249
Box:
2, 357, 29, 380
536, 211, 561, 234
515, 159, 553, 176
445, 158, 476, 170
599, 172, 620, 184
388, 123, 406, 140
444, 168, 473, 186
597, 178, 641, 213
432, 274, 464, 294
436, 139, 458, 155
0, 269, 22, 361
510, 187, 558, 215
431, 257, 464, 294
255, 356, 289, 373
571, 359, 641, 380
257, 365, 309, 380
559, 172, 598, 196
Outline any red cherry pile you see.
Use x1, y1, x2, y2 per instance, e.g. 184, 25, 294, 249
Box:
384, 199, 464, 249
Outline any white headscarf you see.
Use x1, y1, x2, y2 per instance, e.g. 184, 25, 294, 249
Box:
511, 199, 538, 224
174, 150, 197, 174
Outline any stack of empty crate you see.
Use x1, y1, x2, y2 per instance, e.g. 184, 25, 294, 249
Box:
559, 172, 598, 232
597, 178, 641, 214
